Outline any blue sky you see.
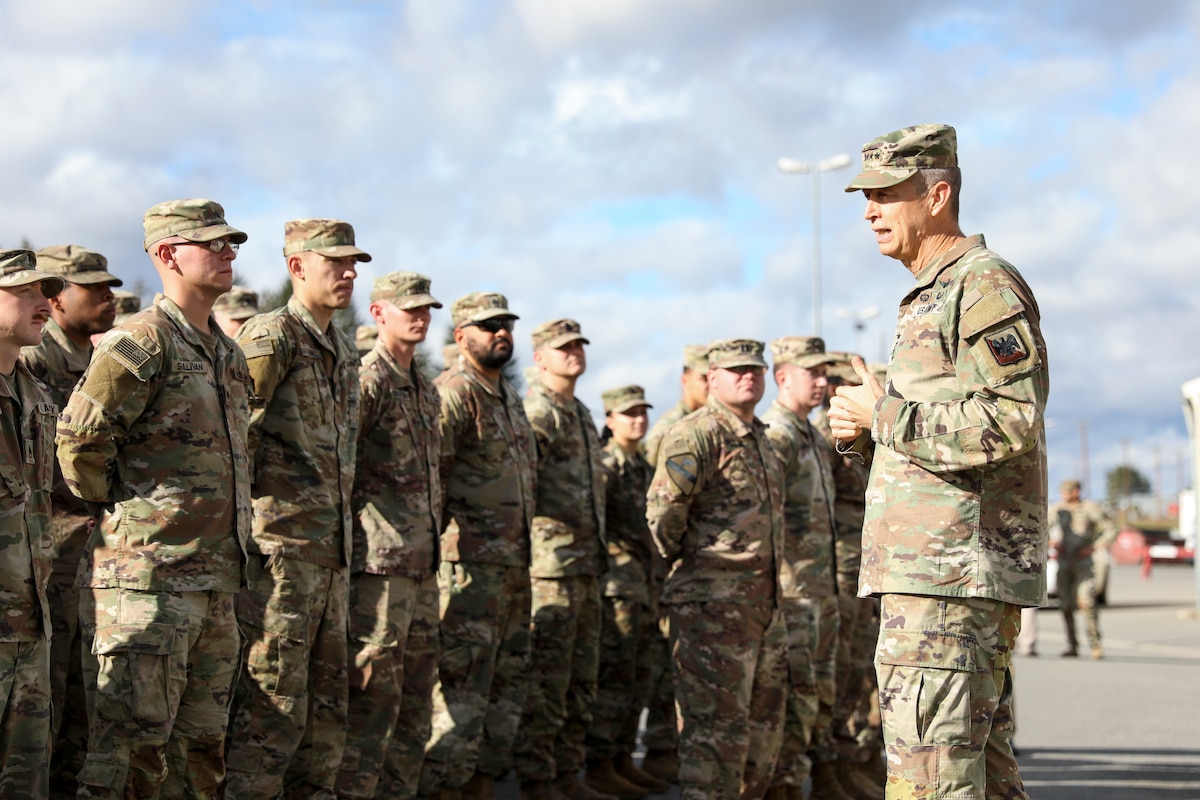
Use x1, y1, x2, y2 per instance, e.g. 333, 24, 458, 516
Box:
2, 0, 1198, 505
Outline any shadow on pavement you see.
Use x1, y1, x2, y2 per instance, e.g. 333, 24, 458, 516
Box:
1018, 747, 1200, 799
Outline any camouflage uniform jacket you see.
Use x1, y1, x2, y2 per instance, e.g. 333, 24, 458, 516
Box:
1049, 500, 1114, 560
643, 400, 691, 469
237, 296, 359, 568
353, 341, 442, 577
0, 363, 55, 640
761, 401, 837, 600
858, 234, 1049, 607
647, 397, 784, 607
598, 440, 658, 604
20, 318, 93, 541
524, 383, 606, 578
434, 360, 536, 566
814, 408, 867, 577
56, 295, 251, 592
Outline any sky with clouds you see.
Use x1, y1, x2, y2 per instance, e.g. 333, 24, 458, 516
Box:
3, 0, 1197, 505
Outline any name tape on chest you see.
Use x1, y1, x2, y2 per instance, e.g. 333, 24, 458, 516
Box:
173, 360, 210, 374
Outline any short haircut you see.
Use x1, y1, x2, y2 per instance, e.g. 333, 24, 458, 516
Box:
911, 167, 961, 221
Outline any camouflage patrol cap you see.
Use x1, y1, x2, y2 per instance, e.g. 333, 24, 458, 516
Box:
282, 219, 372, 262
355, 324, 378, 355
683, 343, 709, 373
770, 336, 840, 370
442, 343, 460, 369
451, 292, 518, 328
602, 385, 653, 415
823, 351, 863, 384
0, 249, 65, 297
35, 245, 123, 286
707, 338, 767, 370
112, 290, 141, 324
370, 271, 442, 309
844, 123, 958, 192
143, 198, 247, 251
531, 318, 590, 351
213, 286, 260, 321
1060, 478, 1082, 492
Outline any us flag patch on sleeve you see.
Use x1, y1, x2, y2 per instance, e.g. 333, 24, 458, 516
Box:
984, 326, 1029, 366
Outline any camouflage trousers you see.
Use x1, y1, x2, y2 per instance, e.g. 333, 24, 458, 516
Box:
585, 596, 656, 760
336, 572, 439, 799
225, 555, 349, 800
1056, 556, 1100, 648
47, 517, 90, 796
876, 594, 1026, 799
834, 593, 883, 764
0, 638, 51, 797
640, 610, 677, 753
420, 562, 531, 792
771, 598, 818, 788
670, 602, 787, 800
77, 588, 238, 800
786, 592, 839, 768
514, 574, 602, 782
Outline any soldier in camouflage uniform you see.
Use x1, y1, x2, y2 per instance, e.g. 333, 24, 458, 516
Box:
110, 291, 141, 327
212, 285, 259, 338
19, 244, 122, 796
516, 319, 610, 800
1050, 479, 1115, 660
762, 336, 854, 800
584, 386, 670, 799
419, 292, 536, 800
225, 218, 368, 799
336, 273, 443, 799
0, 250, 64, 797
57, 199, 252, 799
817, 355, 884, 800
830, 124, 1048, 799
639, 343, 707, 784
647, 339, 788, 800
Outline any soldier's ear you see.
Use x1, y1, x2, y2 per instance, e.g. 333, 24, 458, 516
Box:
286, 254, 305, 281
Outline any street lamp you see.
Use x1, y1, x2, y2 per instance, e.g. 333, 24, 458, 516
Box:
834, 305, 879, 353
778, 152, 853, 336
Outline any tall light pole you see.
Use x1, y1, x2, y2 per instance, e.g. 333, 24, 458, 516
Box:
834, 305, 879, 353
778, 152, 852, 336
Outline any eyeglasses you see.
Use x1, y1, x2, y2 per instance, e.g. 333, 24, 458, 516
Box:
171, 238, 239, 254
468, 318, 514, 334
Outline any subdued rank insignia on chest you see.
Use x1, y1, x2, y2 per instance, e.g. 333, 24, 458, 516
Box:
984, 326, 1029, 366
240, 339, 275, 359
666, 453, 699, 495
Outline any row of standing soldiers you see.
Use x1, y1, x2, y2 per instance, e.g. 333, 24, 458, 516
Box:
1, 197, 883, 800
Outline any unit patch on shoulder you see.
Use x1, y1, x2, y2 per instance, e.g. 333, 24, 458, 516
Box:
983, 326, 1029, 366
666, 453, 699, 496
240, 338, 276, 360
109, 336, 152, 375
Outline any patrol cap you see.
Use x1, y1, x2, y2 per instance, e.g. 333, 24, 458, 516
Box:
370, 271, 442, 309
845, 123, 958, 192
770, 336, 840, 370
355, 324, 378, 355
683, 343, 709, 373
707, 338, 767, 370
823, 351, 863, 384
213, 286, 259, 321
1061, 478, 1082, 492
143, 198, 247, 251
602, 385, 653, 415
0, 249, 65, 297
282, 218, 372, 262
35, 245, 122, 286
531, 318, 589, 351
451, 292, 518, 328
112, 290, 141, 324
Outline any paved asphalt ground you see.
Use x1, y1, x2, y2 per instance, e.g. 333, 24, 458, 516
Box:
493, 563, 1200, 799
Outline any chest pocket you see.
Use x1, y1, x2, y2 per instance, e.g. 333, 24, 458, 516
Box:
294, 345, 331, 424
33, 404, 58, 489
716, 441, 766, 505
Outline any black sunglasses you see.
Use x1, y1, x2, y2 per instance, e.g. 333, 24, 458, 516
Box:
469, 318, 514, 334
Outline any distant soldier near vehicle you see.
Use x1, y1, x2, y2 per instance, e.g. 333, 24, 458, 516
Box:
515, 319, 610, 800
20, 244, 121, 795
1050, 479, 1116, 660
762, 336, 854, 800
225, 218, 368, 799
648, 339, 788, 800
0, 249, 64, 797
58, 199, 252, 798
585, 385, 671, 799
337, 273, 443, 799
830, 124, 1048, 799
419, 293, 536, 800
212, 285, 259, 338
